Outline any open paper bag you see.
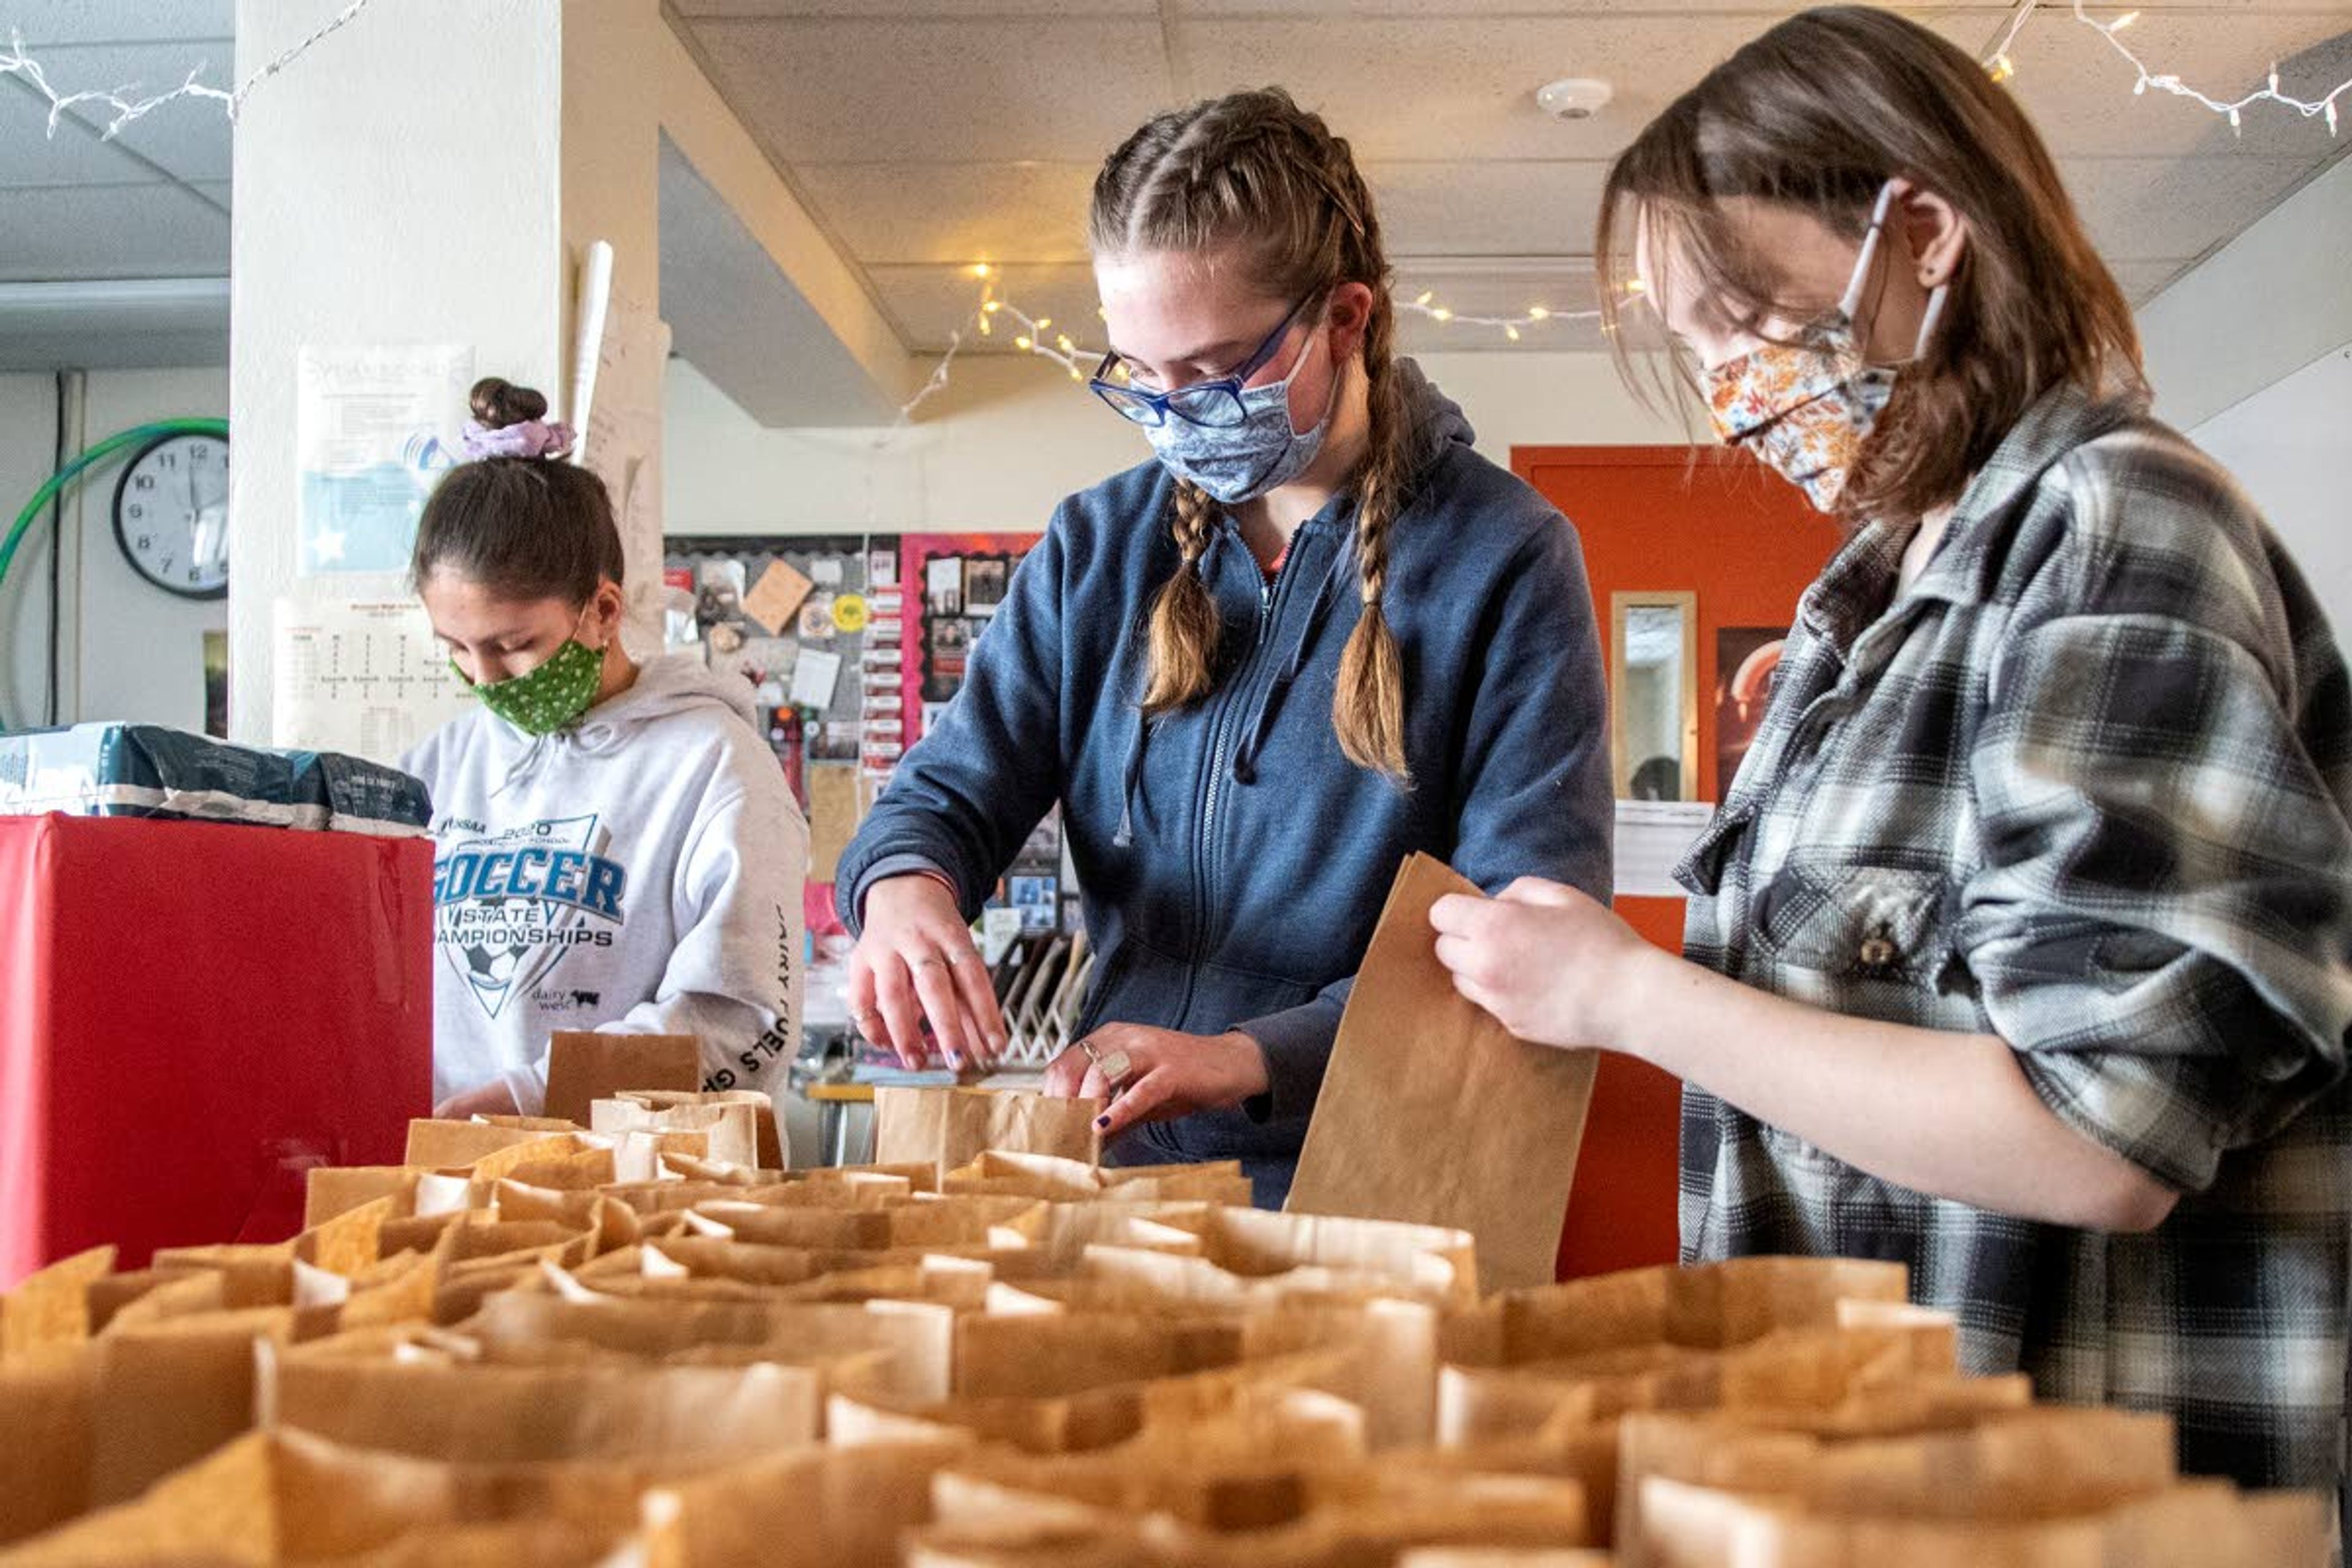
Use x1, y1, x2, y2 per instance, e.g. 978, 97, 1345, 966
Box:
1287, 854, 1599, 1294
875, 1088, 1104, 1179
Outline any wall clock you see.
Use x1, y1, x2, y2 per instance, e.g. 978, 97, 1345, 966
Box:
113, 430, 229, 600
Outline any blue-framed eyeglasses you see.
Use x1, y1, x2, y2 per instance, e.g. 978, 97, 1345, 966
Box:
1089, 296, 1314, 429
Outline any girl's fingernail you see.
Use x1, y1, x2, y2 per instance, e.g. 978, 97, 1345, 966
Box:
1095, 1115, 1111, 1129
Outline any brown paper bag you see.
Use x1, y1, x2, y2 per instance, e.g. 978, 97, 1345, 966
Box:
1396, 1554, 1613, 1567
1, 1425, 712, 1568
462, 1290, 956, 1406
1135, 1205, 1482, 1309
306, 1169, 423, 1229
0, 1248, 113, 1363
1616, 1398, 2152, 1566
259, 1338, 825, 1463
1444, 1258, 1912, 1375
832, 1347, 1353, 1459
875, 1088, 1104, 1178
1286, 854, 1598, 1294
402, 1120, 568, 1171
0, 1347, 94, 1546
922, 1462, 1594, 1568
639, 1437, 969, 1568
86, 1305, 298, 1505
543, 1031, 702, 1126
1637, 1472, 2330, 1568
595, 1091, 784, 1172
945, 1152, 1252, 1206
933, 1395, 1368, 1529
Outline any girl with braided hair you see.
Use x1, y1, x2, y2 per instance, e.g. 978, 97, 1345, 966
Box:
837, 88, 1613, 1206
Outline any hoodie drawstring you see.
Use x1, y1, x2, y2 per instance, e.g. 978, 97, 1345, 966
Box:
492, 731, 552, 799
1112, 715, 1150, 850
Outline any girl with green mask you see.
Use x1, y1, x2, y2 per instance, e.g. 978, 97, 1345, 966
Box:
402, 377, 808, 1127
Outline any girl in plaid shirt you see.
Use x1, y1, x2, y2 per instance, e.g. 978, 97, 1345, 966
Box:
1433, 5, 2351, 1505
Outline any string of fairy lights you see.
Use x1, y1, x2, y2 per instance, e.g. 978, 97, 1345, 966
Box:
0, 0, 377, 138
1985, 1, 2346, 137
894, 265, 1623, 421
2, 0, 2340, 427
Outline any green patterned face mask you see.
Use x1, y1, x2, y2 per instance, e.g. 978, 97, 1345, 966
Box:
462, 637, 604, 736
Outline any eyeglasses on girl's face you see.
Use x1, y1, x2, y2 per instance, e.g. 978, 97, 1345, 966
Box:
1089, 295, 1316, 429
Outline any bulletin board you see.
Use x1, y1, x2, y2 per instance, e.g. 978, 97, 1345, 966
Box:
663, 531, 1049, 944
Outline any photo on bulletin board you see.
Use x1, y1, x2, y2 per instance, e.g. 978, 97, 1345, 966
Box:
963, 556, 1009, 615
203, 630, 229, 739
899, 536, 1038, 734
1716, 625, 1788, 795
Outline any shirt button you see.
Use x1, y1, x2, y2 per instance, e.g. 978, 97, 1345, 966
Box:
1858, 935, 1898, 969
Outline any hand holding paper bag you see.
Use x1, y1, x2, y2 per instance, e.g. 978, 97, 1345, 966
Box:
1287, 854, 1599, 1294
1430, 873, 1651, 1052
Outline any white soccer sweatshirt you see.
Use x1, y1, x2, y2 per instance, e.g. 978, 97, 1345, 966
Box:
401, 654, 807, 1112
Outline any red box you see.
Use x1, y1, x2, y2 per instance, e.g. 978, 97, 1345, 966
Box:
0, 813, 433, 1284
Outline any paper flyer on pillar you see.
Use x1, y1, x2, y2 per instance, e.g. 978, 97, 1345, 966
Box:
295, 344, 472, 575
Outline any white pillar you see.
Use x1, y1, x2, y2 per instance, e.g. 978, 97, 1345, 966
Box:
227, 0, 570, 745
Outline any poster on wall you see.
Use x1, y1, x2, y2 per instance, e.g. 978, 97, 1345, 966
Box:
295, 344, 471, 575
271, 596, 476, 766
1715, 625, 1788, 796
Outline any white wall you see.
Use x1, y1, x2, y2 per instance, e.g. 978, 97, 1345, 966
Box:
0, 368, 229, 732
2188, 342, 2352, 636
2141, 156, 2352, 435
2139, 154, 2352, 637
228, 0, 567, 746
663, 348, 1692, 537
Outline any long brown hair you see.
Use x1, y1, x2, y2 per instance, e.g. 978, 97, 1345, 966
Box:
1595, 6, 2144, 524
1091, 88, 1411, 783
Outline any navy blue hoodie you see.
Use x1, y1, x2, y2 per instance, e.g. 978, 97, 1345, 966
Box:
839, 362, 1613, 1205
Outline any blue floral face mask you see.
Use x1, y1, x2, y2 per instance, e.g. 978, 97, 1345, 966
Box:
1091, 296, 1339, 505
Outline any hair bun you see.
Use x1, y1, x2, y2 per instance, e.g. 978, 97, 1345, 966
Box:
469, 376, 551, 431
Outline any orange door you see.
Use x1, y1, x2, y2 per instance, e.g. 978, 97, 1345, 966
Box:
1515, 444, 1842, 1278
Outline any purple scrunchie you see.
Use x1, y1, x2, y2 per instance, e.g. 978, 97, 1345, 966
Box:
460, 417, 577, 461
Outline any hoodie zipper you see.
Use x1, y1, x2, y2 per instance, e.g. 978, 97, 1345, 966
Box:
1175, 537, 1304, 1030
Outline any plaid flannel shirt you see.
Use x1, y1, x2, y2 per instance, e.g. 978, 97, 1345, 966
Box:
1677, 383, 2352, 1493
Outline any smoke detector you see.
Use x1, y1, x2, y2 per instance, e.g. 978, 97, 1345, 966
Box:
1535, 77, 1613, 121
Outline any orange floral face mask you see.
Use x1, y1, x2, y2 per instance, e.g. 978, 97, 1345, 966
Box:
1702, 184, 1945, 514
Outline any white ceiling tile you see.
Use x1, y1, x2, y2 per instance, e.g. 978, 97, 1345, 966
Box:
1170, 11, 2352, 166
0, 181, 229, 282
795, 160, 1097, 264
13, 2, 233, 45
2111, 257, 2192, 304
676, 6, 2343, 374
1369, 160, 1609, 258
2, 40, 236, 182
1, 80, 166, 186
868, 260, 1106, 355
1171, 13, 1788, 162
2065, 154, 2328, 262
677, 15, 1175, 164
